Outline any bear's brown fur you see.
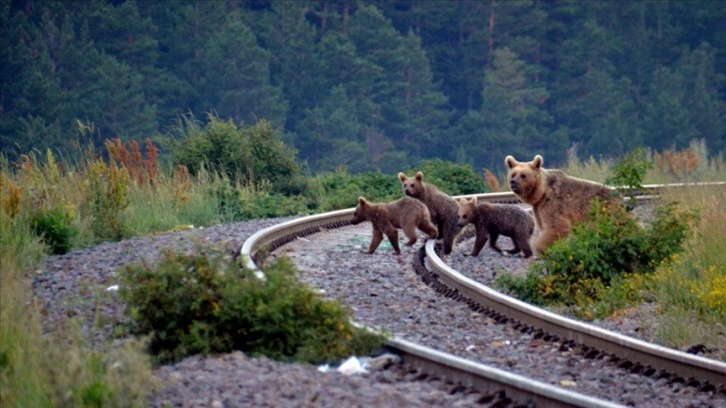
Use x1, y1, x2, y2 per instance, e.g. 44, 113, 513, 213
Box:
350, 196, 438, 254
397, 171, 461, 254
457, 197, 534, 257
505, 154, 618, 256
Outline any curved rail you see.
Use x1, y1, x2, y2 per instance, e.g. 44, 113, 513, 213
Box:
240, 182, 726, 405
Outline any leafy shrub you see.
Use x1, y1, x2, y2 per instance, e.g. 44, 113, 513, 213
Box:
314, 169, 402, 211
209, 181, 309, 222
497, 200, 698, 313
172, 114, 309, 196
605, 147, 654, 209
119, 245, 387, 364
407, 159, 486, 195
31, 206, 78, 255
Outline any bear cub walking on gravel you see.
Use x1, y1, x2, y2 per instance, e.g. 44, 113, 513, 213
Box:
457, 197, 534, 258
350, 196, 438, 255
398, 171, 461, 255
505, 154, 618, 256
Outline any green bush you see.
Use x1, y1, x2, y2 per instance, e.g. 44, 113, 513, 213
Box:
496, 200, 698, 310
605, 147, 654, 209
31, 206, 78, 255
209, 181, 310, 222
172, 114, 309, 196
314, 169, 402, 211
119, 245, 386, 364
407, 159, 486, 195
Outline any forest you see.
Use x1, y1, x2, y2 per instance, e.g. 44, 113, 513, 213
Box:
1, 0, 724, 173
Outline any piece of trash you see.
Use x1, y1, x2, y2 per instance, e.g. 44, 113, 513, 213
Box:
317, 364, 330, 373
560, 380, 577, 387
106, 285, 119, 292
466, 345, 476, 351
337, 356, 367, 375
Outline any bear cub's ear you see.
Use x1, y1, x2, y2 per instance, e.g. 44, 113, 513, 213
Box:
398, 172, 407, 182
415, 171, 424, 181
505, 155, 518, 169
358, 197, 367, 205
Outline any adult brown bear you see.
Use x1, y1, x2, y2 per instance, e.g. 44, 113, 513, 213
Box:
505, 154, 618, 256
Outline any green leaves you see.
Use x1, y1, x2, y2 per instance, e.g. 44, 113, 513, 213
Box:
119, 246, 387, 364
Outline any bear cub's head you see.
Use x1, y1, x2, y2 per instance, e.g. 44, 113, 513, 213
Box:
398, 171, 426, 198
456, 197, 478, 228
505, 155, 544, 198
350, 196, 370, 225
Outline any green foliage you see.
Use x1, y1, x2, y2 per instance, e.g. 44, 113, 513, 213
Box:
408, 159, 486, 195
31, 206, 77, 255
605, 148, 654, 209
119, 246, 387, 364
497, 200, 698, 316
85, 160, 130, 241
172, 115, 308, 196
314, 169, 403, 211
209, 181, 309, 223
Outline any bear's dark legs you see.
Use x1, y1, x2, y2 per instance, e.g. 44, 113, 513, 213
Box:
470, 230, 488, 256
488, 231, 503, 253
366, 228, 384, 254
384, 227, 401, 254
402, 224, 419, 246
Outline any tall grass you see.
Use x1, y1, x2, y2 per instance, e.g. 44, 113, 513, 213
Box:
1, 152, 159, 407
562, 138, 726, 183
649, 185, 726, 354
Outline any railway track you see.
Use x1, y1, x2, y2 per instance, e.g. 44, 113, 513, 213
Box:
241, 183, 726, 407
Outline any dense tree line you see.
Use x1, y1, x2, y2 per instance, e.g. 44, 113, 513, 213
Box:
1, 0, 724, 173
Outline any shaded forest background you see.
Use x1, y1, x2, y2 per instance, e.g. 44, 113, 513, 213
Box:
1, 0, 724, 173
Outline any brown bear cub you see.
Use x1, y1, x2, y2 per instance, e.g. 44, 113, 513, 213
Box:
505, 154, 618, 256
457, 197, 534, 258
350, 196, 438, 255
398, 171, 461, 255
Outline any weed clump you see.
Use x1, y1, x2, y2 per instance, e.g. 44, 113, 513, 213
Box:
119, 245, 386, 364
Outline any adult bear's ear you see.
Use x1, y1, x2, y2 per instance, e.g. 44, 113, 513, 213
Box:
358, 197, 366, 205
532, 155, 543, 169
505, 155, 517, 169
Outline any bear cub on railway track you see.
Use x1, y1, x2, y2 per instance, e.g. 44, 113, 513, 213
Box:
350, 196, 438, 255
398, 171, 461, 255
505, 154, 619, 256
457, 197, 535, 258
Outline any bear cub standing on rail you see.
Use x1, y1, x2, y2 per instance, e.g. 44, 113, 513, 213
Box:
457, 197, 534, 258
398, 171, 461, 255
350, 196, 438, 255
505, 154, 618, 256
